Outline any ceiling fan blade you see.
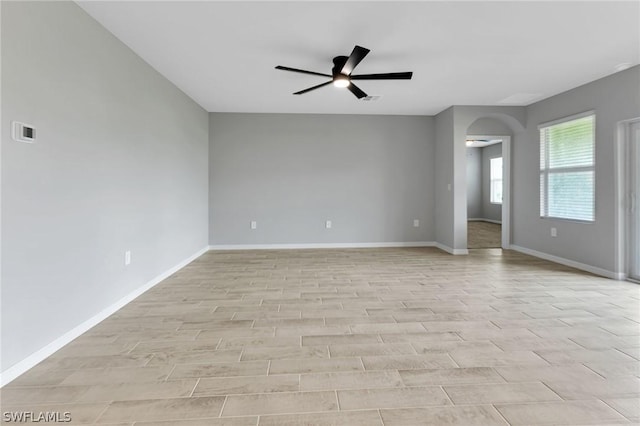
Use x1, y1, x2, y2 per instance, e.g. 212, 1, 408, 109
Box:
276, 66, 331, 78
351, 72, 413, 80
347, 82, 368, 99
293, 80, 333, 95
341, 45, 370, 75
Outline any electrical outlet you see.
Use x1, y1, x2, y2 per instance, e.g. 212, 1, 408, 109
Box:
250, 221, 257, 230
447, 184, 452, 191
325, 220, 332, 229
124, 250, 131, 266
551, 227, 557, 237
413, 219, 420, 228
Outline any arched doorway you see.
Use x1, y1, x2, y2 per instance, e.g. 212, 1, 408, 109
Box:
453, 108, 526, 253
466, 118, 512, 249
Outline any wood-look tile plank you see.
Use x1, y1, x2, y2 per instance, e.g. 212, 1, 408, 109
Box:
399, 367, 505, 386
169, 361, 269, 379
338, 386, 451, 410
75, 380, 199, 403
604, 398, 640, 420
300, 370, 403, 391
192, 375, 299, 396
133, 418, 257, 426
380, 405, 508, 426
257, 410, 382, 426
221, 391, 338, 416
362, 354, 457, 370
544, 377, 640, 400
443, 382, 562, 404
268, 358, 363, 375
495, 400, 627, 425
241, 346, 328, 361
97, 396, 226, 423
0, 385, 91, 405
60, 366, 173, 386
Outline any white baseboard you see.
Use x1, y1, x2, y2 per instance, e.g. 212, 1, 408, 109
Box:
0, 246, 209, 387
209, 241, 436, 250
510, 245, 624, 280
434, 242, 469, 255
468, 218, 502, 225
210, 241, 471, 256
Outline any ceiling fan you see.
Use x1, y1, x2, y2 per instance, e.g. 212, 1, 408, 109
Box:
275, 45, 413, 99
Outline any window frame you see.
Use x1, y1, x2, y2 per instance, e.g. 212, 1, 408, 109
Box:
539, 110, 596, 223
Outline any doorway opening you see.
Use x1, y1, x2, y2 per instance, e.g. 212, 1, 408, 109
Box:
465, 134, 511, 250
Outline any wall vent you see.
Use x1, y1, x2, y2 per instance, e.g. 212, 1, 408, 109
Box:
360, 95, 381, 102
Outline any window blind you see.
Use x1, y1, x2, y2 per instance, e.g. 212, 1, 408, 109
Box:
540, 114, 595, 221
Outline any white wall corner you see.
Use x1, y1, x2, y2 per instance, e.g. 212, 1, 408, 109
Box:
0, 246, 209, 387
434, 242, 469, 255
510, 245, 624, 280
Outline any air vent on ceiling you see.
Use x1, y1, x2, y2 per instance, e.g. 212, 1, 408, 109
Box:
497, 93, 542, 105
360, 95, 381, 102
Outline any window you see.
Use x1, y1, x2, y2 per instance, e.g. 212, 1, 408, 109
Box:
539, 112, 595, 222
490, 157, 503, 204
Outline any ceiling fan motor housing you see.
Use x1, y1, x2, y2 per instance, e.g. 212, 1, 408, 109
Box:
332, 56, 349, 79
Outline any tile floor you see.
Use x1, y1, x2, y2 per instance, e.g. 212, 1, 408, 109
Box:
2, 247, 639, 425
467, 221, 502, 249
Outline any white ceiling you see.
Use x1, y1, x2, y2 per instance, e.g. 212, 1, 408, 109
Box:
77, 1, 639, 116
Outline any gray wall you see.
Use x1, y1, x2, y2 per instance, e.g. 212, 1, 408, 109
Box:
466, 144, 503, 222
482, 143, 503, 222
434, 107, 455, 249
1, 2, 209, 373
209, 113, 435, 245
512, 66, 640, 272
466, 148, 482, 218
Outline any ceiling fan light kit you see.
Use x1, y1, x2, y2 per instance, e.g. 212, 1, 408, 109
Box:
333, 76, 350, 88
276, 45, 413, 99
